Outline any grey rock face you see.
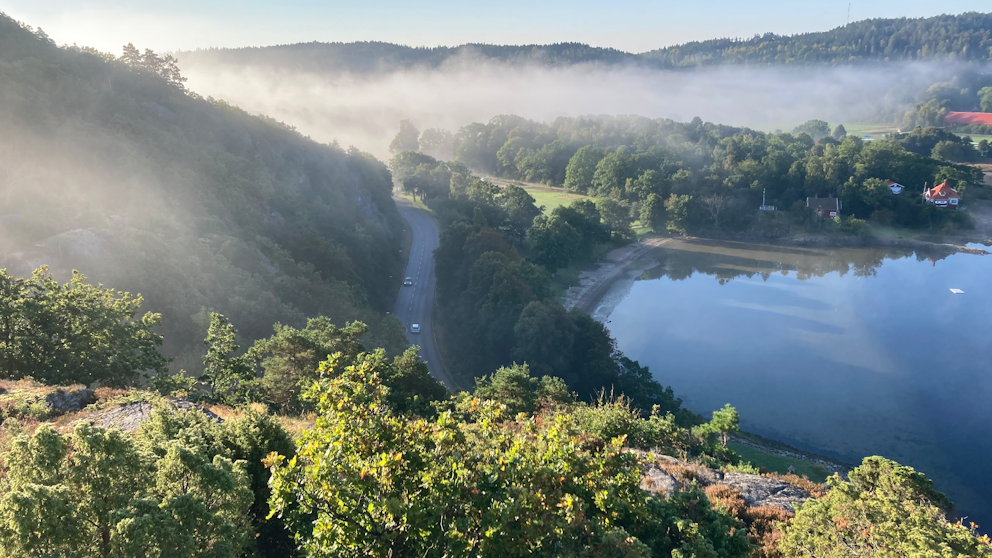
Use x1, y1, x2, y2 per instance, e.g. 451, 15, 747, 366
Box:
631, 450, 813, 512
45, 388, 97, 414
74, 398, 222, 432
721, 472, 812, 513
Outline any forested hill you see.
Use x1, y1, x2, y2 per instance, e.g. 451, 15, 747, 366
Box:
644, 12, 992, 66
0, 13, 408, 366
177, 12, 992, 73
178, 41, 639, 73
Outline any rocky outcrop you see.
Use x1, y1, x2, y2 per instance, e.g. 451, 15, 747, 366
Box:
721, 472, 812, 513
45, 388, 97, 414
633, 450, 814, 513
0, 382, 96, 418
73, 398, 222, 432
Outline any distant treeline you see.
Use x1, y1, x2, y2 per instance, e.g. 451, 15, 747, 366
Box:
177, 12, 992, 73
644, 12, 992, 66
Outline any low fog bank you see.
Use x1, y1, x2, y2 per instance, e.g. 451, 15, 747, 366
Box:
179, 57, 970, 159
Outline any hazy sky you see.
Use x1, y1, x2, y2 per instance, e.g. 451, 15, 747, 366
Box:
5, 1, 991, 54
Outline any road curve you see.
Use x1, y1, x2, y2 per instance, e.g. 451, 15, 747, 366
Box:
392, 201, 455, 389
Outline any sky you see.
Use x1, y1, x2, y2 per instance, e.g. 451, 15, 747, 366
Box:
4, 0, 991, 55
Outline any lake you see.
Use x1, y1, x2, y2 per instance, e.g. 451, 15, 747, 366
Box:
598, 238, 992, 525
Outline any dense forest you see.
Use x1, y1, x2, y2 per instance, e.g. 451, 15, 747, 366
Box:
178, 12, 992, 73
0, 13, 408, 368
644, 12, 992, 66
399, 114, 985, 237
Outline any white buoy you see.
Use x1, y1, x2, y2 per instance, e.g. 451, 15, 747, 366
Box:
950, 289, 964, 294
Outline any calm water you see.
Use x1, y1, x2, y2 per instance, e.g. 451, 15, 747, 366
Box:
600, 239, 992, 524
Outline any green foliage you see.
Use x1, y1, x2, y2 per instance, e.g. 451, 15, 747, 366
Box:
120, 42, 187, 90
981, 86, 992, 113
642, 13, 992, 66
253, 317, 366, 412
217, 411, 298, 558
571, 394, 702, 458
434, 194, 679, 413
598, 198, 635, 241
832, 124, 847, 140
700, 404, 740, 448
0, 266, 167, 387
978, 139, 991, 159
267, 353, 750, 558
389, 119, 420, 154
472, 363, 543, 415
793, 120, 831, 141
665, 194, 693, 235
832, 215, 872, 237
151, 368, 197, 398
528, 214, 581, 271
640, 192, 667, 232
201, 313, 263, 406
496, 185, 543, 244
444, 113, 985, 236
0, 420, 254, 557
780, 457, 992, 557
564, 145, 604, 192
194, 313, 447, 415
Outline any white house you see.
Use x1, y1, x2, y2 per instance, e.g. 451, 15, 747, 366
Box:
887, 181, 904, 194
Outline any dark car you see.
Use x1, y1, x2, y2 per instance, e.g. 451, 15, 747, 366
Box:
403, 277, 413, 286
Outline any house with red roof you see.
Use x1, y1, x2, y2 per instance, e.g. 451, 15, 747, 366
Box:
923, 181, 960, 209
806, 197, 840, 217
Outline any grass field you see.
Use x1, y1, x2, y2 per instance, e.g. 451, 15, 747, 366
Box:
517, 184, 591, 214
728, 442, 832, 482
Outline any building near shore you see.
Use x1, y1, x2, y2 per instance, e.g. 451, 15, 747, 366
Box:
806, 197, 840, 217
923, 180, 960, 209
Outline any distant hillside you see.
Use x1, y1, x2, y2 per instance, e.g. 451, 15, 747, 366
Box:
0, 13, 407, 367
644, 12, 992, 66
177, 12, 992, 73
178, 41, 641, 73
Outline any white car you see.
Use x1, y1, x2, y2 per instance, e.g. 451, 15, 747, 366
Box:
410, 323, 421, 334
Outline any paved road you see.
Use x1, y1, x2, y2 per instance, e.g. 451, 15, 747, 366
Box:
392, 202, 454, 388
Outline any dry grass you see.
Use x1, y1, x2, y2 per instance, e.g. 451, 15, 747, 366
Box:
705, 483, 747, 517
743, 505, 793, 558
704, 483, 793, 558
658, 459, 715, 485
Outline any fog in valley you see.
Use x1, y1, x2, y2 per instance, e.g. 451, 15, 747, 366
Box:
178, 54, 968, 157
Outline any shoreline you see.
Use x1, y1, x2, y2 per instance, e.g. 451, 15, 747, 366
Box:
562, 231, 988, 478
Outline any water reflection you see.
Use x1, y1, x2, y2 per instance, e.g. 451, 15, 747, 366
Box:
636, 238, 960, 283
603, 238, 992, 526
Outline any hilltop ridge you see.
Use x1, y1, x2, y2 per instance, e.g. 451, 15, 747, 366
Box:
176, 12, 992, 73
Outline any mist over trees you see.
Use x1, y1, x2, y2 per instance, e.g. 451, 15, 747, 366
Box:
2, 8, 992, 558
411, 113, 984, 235
0, 13, 407, 369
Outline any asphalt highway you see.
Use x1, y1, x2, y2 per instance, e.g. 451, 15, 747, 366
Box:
392, 201, 454, 388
